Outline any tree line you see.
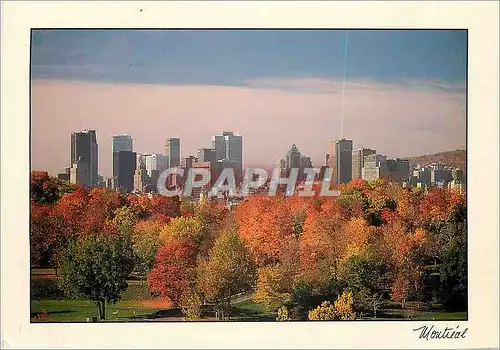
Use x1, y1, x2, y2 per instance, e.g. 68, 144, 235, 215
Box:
30, 171, 467, 320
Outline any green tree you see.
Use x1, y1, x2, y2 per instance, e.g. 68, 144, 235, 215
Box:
132, 220, 166, 281
438, 217, 467, 311
59, 223, 134, 320
198, 226, 256, 320
339, 247, 388, 318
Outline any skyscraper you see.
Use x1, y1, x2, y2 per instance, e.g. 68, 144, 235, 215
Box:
165, 138, 181, 167
197, 148, 216, 164
112, 135, 133, 183
145, 153, 168, 176
212, 132, 243, 182
352, 148, 376, 180
362, 154, 387, 181
212, 133, 227, 162
113, 151, 136, 193
328, 139, 353, 186
285, 143, 302, 169
112, 135, 133, 154
70, 129, 98, 187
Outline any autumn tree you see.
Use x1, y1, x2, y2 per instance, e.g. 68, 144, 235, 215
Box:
299, 199, 346, 280
58, 221, 134, 320
81, 188, 127, 232
150, 195, 181, 218
198, 226, 256, 320
132, 220, 166, 280
236, 196, 298, 265
30, 202, 55, 266
127, 194, 153, 219
180, 287, 203, 320
159, 216, 203, 243
52, 187, 90, 234
194, 198, 228, 260
307, 291, 356, 321
148, 238, 198, 306
253, 265, 293, 311
30, 171, 75, 204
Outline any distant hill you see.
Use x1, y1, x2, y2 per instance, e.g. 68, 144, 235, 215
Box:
407, 149, 467, 172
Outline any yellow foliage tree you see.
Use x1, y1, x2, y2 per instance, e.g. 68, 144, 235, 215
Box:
253, 265, 292, 311
308, 291, 356, 321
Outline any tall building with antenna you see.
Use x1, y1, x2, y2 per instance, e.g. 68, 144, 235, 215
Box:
165, 138, 181, 167
328, 139, 353, 186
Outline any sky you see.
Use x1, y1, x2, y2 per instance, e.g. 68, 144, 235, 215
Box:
30, 30, 467, 177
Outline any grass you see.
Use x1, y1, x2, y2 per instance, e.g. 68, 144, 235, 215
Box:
30, 269, 466, 322
31, 299, 167, 322
413, 311, 467, 320
231, 298, 276, 321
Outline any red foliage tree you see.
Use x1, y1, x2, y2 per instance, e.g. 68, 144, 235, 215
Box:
148, 238, 198, 306
150, 195, 181, 218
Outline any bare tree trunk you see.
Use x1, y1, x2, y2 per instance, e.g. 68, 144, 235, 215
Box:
97, 300, 106, 320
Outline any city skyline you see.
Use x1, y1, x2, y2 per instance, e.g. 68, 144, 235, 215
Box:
31, 30, 467, 177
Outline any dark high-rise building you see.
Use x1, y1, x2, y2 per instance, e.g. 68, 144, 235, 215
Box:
197, 148, 216, 164
70, 129, 98, 187
328, 139, 353, 186
352, 148, 376, 180
212, 132, 243, 183
165, 138, 181, 167
113, 151, 136, 193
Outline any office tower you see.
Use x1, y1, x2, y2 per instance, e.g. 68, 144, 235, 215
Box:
276, 158, 286, 169
212, 133, 228, 162
328, 139, 353, 186
112, 135, 133, 154
70, 129, 98, 187
112, 135, 133, 185
362, 154, 387, 181
134, 155, 149, 193
145, 154, 168, 176
197, 148, 216, 164
69, 157, 89, 186
285, 143, 302, 169
325, 153, 330, 166
165, 138, 181, 167
352, 148, 376, 180
212, 132, 243, 182
300, 156, 312, 171
181, 156, 198, 169
113, 151, 136, 193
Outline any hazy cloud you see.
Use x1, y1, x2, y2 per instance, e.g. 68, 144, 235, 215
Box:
31, 78, 466, 178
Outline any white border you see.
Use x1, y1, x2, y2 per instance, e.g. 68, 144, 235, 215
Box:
1, 1, 499, 349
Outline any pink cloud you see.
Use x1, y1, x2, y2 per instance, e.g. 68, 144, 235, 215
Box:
31, 78, 465, 177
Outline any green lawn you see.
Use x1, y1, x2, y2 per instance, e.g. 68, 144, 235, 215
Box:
31, 299, 166, 322
231, 298, 276, 321
413, 311, 467, 320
